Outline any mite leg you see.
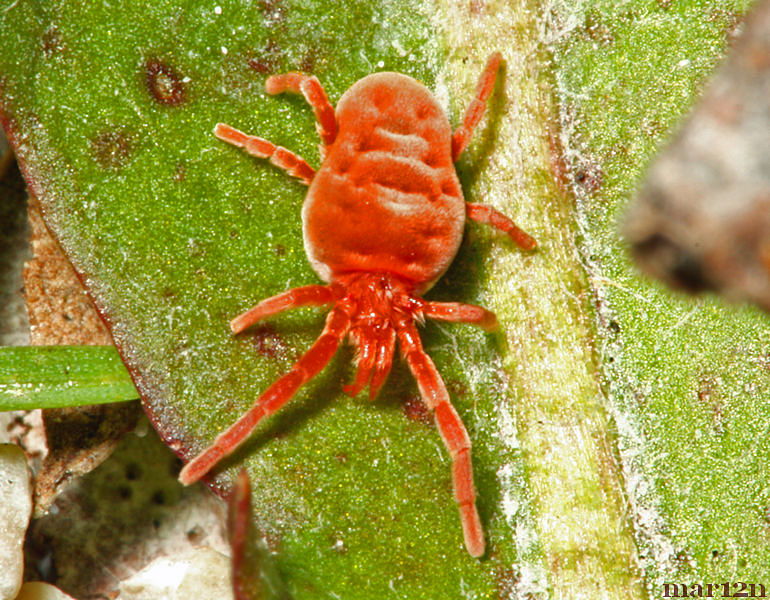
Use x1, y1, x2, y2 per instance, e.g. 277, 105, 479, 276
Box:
179, 304, 351, 485
397, 320, 485, 558
231, 284, 335, 334
265, 73, 337, 147
343, 326, 377, 397
367, 328, 396, 400
214, 123, 315, 185
423, 301, 498, 332
452, 52, 502, 162
466, 202, 537, 250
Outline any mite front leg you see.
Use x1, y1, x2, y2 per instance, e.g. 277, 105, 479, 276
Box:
231, 284, 335, 334
179, 303, 352, 486
265, 73, 337, 147
466, 202, 537, 250
367, 328, 396, 401
214, 123, 316, 185
397, 320, 485, 558
343, 326, 377, 397
452, 52, 502, 162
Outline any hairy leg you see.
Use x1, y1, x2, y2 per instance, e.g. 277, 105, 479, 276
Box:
266, 73, 337, 147
179, 303, 352, 485
452, 52, 502, 162
343, 325, 377, 397
344, 326, 396, 400
397, 320, 485, 557
466, 202, 537, 250
214, 123, 316, 185
230, 284, 335, 334
422, 301, 498, 331
368, 328, 396, 400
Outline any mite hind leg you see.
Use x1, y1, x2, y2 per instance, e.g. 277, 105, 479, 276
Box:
422, 301, 498, 331
214, 123, 316, 185
466, 202, 537, 250
397, 320, 485, 558
179, 304, 351, 485
452, 52, 502, 162
266, 73, 337, 147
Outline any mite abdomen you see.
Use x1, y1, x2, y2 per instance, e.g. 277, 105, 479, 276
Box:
303, 72, 465, 290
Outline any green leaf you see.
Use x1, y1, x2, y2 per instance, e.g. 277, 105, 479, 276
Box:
2, 0, 766, 597
0, 346, 136, 410
552, 0, 770, 588
1, 1, 522, 597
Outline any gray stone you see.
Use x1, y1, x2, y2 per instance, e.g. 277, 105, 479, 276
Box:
0, 444, 32, 600
118, 548, 232, 600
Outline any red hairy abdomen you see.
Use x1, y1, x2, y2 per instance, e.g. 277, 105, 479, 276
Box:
302, 72, 465, 292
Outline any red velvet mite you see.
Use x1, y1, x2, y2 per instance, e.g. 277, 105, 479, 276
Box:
179, 53, 536, 558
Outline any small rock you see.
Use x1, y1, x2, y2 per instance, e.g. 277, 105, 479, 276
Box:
0, 444, 32, 600
16, 582, 77, 600
118, 547, 232, 600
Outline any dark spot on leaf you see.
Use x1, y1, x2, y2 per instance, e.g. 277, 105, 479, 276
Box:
124, 463, 142, 480
582, 11, 614, 45
697, 376, 726, 433
402, 394, 431, 425
90, 128, 135, 170
673, 550, 694, 571
161, 287, 176, 298
229, 229, 239, 239
173, 162, 186, 182
299, 47, 319, 73
334, 453, 347, 463
656, 0, 673, 9
258, 0, 286, 23
447, 379, 468, 398
573, 161, 604, 194
41, 26, 65, 57
187, 238, 205, 257
145, 58, 186, 106
608, 320, 620, 333
711, 549, 720, 559
641, 119, 664, 139
274, 244, 286, 256
707, 9, 743, 44
116, 486, 132, 500
152, 490, 167, 505
249, 324, 291, 361
248, 40, 282, 74
494, 566, 521, 598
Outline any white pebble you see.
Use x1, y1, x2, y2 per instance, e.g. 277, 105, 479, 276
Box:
0, 445, 31, 600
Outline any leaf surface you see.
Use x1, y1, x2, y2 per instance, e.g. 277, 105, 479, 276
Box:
2, 0, 768, 597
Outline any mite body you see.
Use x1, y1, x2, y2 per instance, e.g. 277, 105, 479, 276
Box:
179, 53, 536, 558
304, 72, 465, 289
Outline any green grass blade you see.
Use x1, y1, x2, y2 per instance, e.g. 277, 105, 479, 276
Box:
0, 346, 137, 410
